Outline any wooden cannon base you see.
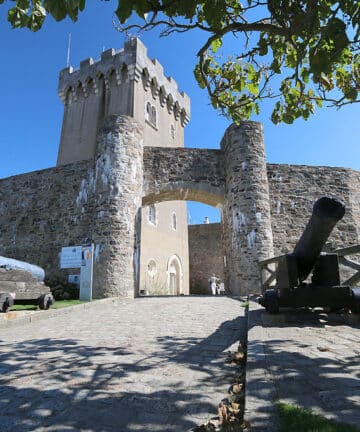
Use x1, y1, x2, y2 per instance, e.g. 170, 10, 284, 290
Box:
0, 292, 55, 313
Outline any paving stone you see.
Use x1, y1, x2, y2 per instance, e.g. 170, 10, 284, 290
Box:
245, 299, 360, 431
0, 297, 245, 432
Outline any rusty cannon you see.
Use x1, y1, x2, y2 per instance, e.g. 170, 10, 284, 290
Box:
258, 197, 360, 314
0, 256, 54, 313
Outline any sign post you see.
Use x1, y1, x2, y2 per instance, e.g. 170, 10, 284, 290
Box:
80, 244, 94, 301
60, 244, 94, 301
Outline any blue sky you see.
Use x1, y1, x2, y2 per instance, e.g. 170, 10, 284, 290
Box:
1, 1, 359, 224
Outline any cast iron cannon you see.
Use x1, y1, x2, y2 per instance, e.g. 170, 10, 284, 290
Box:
0, 256, 54, 313
258, 197, 360, 314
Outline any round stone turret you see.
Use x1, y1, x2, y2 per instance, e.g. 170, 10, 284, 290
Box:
92, 115, 144, 298
221, 121, 274, 295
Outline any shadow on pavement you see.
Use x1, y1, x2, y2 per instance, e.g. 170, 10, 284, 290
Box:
0, 338, 216, 431
247, 306, 360, 429
0, 303, 247, 432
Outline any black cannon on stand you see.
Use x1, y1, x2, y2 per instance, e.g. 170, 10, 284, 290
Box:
258, 197, 360, 314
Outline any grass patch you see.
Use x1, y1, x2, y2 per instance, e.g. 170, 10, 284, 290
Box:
10, 300, 87, 311
278, 402, 360, 432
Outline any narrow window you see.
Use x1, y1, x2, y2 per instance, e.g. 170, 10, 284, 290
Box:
150, 106, 157, 127
145, 102, 157, 128
148, 204, 157, 226
146, 102, 151, 122
172, 212, 177, 231
170, 124, 175, 140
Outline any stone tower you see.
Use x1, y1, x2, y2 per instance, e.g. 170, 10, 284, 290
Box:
57, 38, 191, 296
221, 122, 274, 295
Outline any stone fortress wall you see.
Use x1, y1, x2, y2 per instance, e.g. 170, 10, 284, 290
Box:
1, 133, 360, 296
185, 165, 360, 293
0, 116, 144, 299
0, 161, 93, 286
267, 164, 360, 255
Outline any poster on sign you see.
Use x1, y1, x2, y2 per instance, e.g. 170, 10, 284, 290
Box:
60, 246, 82, 269
80, 244, 94, 301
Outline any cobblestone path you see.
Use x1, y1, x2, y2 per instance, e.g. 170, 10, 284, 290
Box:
246, 301, 360, 430
0, 297, 246, 432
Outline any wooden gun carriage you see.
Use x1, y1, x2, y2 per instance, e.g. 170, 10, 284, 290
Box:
0, 257, 54, 313
258, 197, 360, 314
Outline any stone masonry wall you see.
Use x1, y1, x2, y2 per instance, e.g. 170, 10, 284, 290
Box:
143, 147, 225, 207
2, 122, 360, 298
221, 122, 274, 295
0, 161, 94, 283
188, 223, 224, 294
0, 115, 144, 299
267, 164, 360, 254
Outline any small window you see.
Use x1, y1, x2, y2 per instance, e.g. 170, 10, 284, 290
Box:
146, 102, 151, 121
145, 102, 157, 128
170, 124, 175, 140
151, 106, 157, 127
148, 204, 157, 226
147, 259, 157, 277
172, 212, 177, 231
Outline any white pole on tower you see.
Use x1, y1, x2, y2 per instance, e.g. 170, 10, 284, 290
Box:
66, 33, 72, 68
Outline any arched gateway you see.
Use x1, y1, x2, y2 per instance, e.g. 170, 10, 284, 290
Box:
90, 114, 274, 298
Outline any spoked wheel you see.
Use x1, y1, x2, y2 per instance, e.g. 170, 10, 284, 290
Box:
350, 288, 360, 314
38, 294, 54, 310
2, 296, 14, 313
262, 289, 280, 314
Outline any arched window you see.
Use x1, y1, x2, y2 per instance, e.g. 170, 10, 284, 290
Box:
148, 204, 157, 226
172, 212, 177, 230
145, 102, 157, 128
147, 259, 157, 277
150, 105, 157, 127
146, 102, 151, 122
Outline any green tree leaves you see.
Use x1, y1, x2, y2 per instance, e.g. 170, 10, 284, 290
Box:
5, 0, 86, 30
3, 0, 360, 125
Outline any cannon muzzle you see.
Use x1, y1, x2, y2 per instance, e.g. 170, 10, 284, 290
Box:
0, 256, 45, 281
291, 196, 345, 282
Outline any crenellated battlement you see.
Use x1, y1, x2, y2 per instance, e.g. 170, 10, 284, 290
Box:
58, 38, 190, 126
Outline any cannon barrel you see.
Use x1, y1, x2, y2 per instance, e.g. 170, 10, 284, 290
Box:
0, 256, 45, 281
291, 197, 345, 282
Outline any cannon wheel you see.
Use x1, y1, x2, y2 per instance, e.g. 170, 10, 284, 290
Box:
2, 297, 14, 313
264, 290, 280, 314
350, 288, 360, 314
38, 294, 54, 310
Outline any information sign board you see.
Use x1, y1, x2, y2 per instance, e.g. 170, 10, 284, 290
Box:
60, 246, 82, 269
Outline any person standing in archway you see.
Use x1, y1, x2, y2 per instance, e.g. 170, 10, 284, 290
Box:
209, 273, 217, 296
218, 281, 225, 296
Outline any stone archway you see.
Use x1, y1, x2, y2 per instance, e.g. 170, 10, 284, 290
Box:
90, 115, 274, 298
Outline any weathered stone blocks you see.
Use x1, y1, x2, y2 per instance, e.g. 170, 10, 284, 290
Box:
221, 122, 274, 296
92, 115, 144, 298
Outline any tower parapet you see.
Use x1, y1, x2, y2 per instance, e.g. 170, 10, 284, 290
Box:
57, 38, 190, 166
58, 38, 190, 126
